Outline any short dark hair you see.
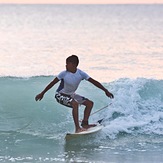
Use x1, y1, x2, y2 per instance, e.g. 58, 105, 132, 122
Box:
66, 55, 79, 66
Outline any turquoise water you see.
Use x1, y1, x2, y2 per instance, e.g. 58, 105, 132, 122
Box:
0, 77, 163, 162
0, 4, 163, 163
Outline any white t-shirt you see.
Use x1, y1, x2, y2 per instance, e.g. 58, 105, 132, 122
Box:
56, 69, 90, 95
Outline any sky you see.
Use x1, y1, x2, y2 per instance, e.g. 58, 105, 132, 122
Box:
0, 0, 163, 4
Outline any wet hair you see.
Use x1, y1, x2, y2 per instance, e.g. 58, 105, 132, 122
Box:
66, 55, 79, 66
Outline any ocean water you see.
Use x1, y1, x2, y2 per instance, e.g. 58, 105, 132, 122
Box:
0, 4, 163, 163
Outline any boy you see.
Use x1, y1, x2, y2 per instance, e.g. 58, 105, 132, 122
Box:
35, 55, 114, 133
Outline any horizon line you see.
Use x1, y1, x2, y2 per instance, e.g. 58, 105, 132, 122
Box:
0, 2, 163, 4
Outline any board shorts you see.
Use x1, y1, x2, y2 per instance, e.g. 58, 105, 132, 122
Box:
55, 92, 88, 108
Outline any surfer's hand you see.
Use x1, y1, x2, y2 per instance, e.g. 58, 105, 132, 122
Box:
35, 93, 44, 101
105, 90, 114, 99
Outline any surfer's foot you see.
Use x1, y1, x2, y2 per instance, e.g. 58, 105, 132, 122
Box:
82, 124, 97, 129
81, 120, 97, 129
75, 127, 87, 133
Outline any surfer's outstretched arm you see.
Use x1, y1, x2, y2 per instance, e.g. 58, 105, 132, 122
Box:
35, 77, 59, 101
88, 77, 114, 99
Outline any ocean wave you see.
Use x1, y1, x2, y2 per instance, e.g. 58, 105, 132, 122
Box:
0, 76, 163, 140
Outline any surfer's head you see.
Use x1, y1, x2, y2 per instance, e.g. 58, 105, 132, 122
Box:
66, 55, 79, 72
66, 55, 79, 67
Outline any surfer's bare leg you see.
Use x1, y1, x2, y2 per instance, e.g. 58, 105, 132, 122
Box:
71, 100, 86, 133
83, 99, 93, 121
82, 100, 96, 128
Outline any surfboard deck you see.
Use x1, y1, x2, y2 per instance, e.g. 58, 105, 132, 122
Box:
65, 124, 103, 140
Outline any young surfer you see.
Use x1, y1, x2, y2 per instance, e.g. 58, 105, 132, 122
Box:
35, 55, 114, 133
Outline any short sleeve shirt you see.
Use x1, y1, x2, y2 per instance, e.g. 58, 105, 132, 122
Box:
56, 69, 90, 95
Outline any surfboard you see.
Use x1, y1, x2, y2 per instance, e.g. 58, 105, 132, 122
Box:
65, 124, 103, 140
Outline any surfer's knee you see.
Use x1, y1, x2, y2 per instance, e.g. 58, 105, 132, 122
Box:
89, 100, 94, 108
85, 99, 94, 108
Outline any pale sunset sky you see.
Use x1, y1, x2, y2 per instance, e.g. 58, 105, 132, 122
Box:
0, 0, 163, 4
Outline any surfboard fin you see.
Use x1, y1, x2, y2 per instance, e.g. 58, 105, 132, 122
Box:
97, 118, 104, 124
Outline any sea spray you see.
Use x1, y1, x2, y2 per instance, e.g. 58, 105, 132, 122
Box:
95, 78, 163, 139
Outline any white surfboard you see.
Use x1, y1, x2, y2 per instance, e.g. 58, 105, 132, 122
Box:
65, 124, 103, 140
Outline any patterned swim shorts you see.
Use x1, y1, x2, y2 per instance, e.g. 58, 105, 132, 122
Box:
55, 92, 87, 108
